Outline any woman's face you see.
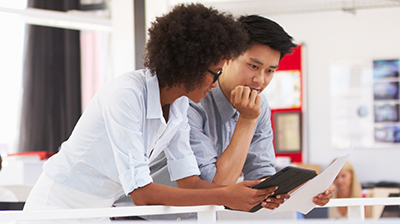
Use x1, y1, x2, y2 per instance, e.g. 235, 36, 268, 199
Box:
185, 60, 225, 103
334, 168, 353, 191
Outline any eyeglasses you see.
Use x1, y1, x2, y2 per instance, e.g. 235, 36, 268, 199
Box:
207, 69, 222, 83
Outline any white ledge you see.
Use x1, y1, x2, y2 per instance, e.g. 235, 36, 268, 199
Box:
0, 198, 399, 222
0, 7, 112, 32
323, 197, 400, 207
0, 205, 224, 222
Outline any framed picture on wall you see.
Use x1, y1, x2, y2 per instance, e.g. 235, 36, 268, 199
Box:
274, 112, 302, 153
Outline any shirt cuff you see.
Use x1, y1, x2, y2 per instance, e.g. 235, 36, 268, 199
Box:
168, 154, 200, 181
119, 165, 153, 196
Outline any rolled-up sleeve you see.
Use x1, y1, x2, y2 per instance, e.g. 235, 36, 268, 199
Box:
187, 104, 218, 182
164, 105, 201, 181
242, 100, 276, 180
103, 88, 153, 195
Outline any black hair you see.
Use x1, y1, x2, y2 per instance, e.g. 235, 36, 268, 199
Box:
238, 15, 297, 60
144, 3, 249, 92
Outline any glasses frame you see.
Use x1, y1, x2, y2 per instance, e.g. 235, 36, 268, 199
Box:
207, 69, 222, 83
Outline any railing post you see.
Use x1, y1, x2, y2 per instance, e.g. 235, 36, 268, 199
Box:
197, 208, 217, 222
347, 205, 365, 221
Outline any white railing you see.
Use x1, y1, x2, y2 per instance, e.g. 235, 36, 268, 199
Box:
0, 205, 224, 222
0, 198, 399, 222
322, 197, 400, 220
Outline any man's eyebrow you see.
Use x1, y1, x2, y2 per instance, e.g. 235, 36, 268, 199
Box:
250, 57, 264, 65
250, 57, 279, 69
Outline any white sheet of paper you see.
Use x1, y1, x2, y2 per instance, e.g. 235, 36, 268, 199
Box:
272, 142, 354, 214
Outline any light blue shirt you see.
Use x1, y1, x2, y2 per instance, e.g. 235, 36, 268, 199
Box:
44, 69, 200, 198
188, 83, 276, 182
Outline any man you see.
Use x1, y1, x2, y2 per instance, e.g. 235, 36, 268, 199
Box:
23, 5, 274, 221
188, 15, 335, 210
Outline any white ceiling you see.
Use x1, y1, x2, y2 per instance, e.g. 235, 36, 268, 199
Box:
168, 0, 400, 16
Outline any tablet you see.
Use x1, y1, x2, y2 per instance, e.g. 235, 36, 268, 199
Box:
248, 166, 317, 212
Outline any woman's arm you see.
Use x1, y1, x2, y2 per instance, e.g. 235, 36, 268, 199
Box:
130, 179, 276, 212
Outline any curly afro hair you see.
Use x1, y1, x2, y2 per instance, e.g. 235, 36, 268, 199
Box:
144, 3, 249, 92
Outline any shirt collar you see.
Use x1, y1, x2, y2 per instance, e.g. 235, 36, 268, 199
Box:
212, 83, 237, 124
146, 71, 163, 119
145, 70, 188, 121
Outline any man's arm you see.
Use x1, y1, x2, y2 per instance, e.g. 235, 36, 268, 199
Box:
188, 85, 272, 185
130, 179, 277, 212
176, 175, 221, 189
187, 86, 334, 209
212, 86, 261, 185
313, 184, 335, 206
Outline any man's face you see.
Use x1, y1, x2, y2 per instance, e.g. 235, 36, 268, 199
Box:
219, 43, 280, 100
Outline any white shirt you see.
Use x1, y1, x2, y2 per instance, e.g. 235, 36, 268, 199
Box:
44, 69, 200, 198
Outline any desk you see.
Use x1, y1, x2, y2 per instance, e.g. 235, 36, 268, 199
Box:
364, 187, 400, 219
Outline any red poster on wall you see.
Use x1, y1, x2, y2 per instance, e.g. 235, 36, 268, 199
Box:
268, 45, 303, 163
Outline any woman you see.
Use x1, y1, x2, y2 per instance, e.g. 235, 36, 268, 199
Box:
329, 160, 362, 219
23, 3, 275, 222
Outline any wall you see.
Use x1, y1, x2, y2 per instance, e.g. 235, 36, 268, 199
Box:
195, 3, 400, 183
266, 7, 400, 183
3, 1, 397, 184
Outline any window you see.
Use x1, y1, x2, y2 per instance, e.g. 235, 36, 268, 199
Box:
0, 1, 27, 155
